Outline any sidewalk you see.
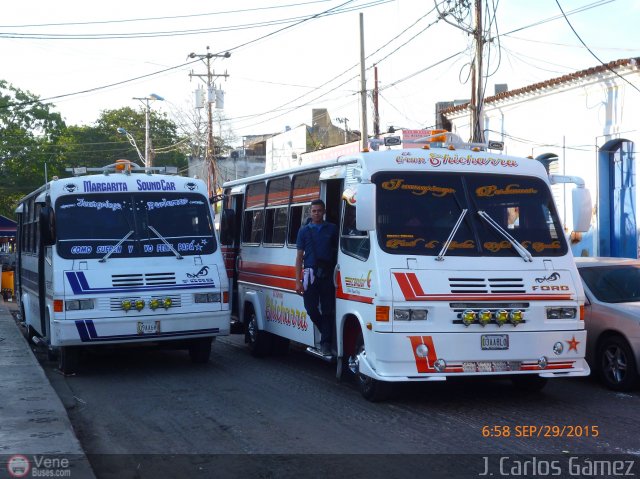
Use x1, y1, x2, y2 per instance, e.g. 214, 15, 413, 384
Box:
0, 297, 95, 478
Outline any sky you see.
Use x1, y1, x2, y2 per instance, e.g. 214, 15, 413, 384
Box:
3, 0, 639, 147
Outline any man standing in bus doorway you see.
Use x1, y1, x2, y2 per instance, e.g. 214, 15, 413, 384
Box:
295, 199, 338, 357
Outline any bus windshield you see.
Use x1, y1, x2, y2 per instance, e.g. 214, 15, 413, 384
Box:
375, 172, 567, 257
55, 192, 216, 259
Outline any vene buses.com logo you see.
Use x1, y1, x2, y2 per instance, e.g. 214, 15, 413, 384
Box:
7, 455, 30, 478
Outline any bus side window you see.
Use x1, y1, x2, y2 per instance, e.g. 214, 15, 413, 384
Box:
242, 209, 264, 245
264, 206, 287, 246
340, 202, 370, 260
287, 204, 311, 246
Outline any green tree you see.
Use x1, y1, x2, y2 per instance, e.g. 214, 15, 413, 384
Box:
0, 80, 66, 219
59, 107, 188, 171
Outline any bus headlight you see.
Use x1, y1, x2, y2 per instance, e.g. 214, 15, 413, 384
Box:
546, 307, 577, 319
149, 298, 160, 310
135, 299, 145, 311
195, 293, 221, 303
163, 297, 172, 309
394, 309, 410, 321
65, 299, 94, 311
410, 309, 428, 321
121, 300, 132, 312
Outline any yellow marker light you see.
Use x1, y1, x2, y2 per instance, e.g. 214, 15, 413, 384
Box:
462, 309, 477, 326
163, 297, 172, 309
447, 144, 456, 150
121, 300, 132, 312
495, 310, 509, 326
421, 144, 431, 150
115, 159, 131, 172
509, 310, 524, 325
149, 298, 160, 310
135, 299, 145, 311
478, 309, 492, 326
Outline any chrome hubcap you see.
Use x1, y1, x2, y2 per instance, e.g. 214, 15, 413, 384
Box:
604, 346, 627, 384
248, 316, 257, 343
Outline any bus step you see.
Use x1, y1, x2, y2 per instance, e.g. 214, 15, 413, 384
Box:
306, 346, 334, 363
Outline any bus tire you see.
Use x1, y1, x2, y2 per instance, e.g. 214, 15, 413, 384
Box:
350, 331, 392, 402
189, 338, 212, 364
58, 346, 80, 375
246, 310, 271, 357
510, 375, 548, 392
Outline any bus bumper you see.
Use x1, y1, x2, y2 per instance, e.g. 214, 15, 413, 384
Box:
50, 310, 230, 347
357, 329, 590, 382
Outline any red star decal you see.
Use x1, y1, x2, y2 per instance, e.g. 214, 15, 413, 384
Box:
567, 336, 580, 352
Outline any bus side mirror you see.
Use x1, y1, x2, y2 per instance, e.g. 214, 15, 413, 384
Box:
220, 208, 235, 244
572, 187, 592, 233
39, 206, 56, 246
355, 183, 376, 231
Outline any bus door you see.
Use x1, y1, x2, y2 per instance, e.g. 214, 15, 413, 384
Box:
221, 187, 244, 327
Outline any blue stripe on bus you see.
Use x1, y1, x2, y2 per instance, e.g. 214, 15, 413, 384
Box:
75, 320, 91, 341
73, 320, 219, 342
65, 271, 214, 295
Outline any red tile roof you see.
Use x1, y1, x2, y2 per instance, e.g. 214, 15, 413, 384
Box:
442, 57, 640, 115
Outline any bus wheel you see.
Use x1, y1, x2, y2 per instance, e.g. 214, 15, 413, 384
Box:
58, 347, 80, 375
349, 332, 392, 402
246, 311, 271, 357
189, 338, 212, 364
511, 375, 548, 392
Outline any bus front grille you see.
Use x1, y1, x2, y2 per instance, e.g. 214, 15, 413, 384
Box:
112, 273, 176, 287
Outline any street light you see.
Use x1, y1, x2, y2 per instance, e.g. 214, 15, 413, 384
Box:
133, 93, 164, 168
116, 127, 145, 166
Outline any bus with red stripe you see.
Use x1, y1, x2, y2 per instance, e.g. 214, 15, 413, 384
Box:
221, 134, 592, 401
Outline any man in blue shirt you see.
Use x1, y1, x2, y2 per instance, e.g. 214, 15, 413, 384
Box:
295, 199, 338, 356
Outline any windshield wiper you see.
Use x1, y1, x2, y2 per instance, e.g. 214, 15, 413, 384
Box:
148, 225, 183, 260
99, 230, 134, 263
477, 210, 532, 262
436, 209, 468, 261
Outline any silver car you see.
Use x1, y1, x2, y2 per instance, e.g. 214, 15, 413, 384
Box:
575, 257, 640, 391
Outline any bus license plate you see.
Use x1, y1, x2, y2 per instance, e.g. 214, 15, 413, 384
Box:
137, 321, 161, 335
481, 334, 509, 350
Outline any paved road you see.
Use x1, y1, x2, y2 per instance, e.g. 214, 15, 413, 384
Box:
37, 334, 640, 478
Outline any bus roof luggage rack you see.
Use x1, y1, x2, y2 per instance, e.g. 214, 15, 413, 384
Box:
66, 160, 178, 176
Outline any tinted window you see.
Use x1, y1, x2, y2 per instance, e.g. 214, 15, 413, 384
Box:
375, 172, 567, 257
55, 193, 215, 259
579, 264, 640, 303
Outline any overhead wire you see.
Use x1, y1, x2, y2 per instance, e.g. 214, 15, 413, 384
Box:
554, 0, 640, 95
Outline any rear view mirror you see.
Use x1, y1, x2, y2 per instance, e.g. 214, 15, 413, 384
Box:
39, 206, 56, 246
355, 183, 376, 231
220, 208, 235, 245
572, 187, 592, 233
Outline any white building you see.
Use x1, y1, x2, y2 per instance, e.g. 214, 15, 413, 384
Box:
443, 58, 640, 259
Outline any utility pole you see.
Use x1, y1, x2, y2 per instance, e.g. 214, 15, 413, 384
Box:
471, 0, 485, 144
189, 46, 230, 197
359, 13, 369, 151
373, 65, 380, 137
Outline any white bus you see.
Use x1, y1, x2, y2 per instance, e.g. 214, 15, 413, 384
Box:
221, 135, 593, 401
15, 160, 230, 373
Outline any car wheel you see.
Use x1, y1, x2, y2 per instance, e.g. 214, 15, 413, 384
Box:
189, 338, 212, 364
510, 375, 548, 392
597, 335, 638, 391
348, 331, 392, 402
246, 310, 271, 357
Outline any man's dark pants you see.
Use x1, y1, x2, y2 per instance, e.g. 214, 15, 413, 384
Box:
303, 275, 335, 348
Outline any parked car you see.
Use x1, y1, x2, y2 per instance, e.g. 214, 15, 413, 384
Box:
575, 257, 640, 391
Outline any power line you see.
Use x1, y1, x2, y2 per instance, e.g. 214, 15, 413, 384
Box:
0, 1, 333, 28
555, 0, 640, 95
